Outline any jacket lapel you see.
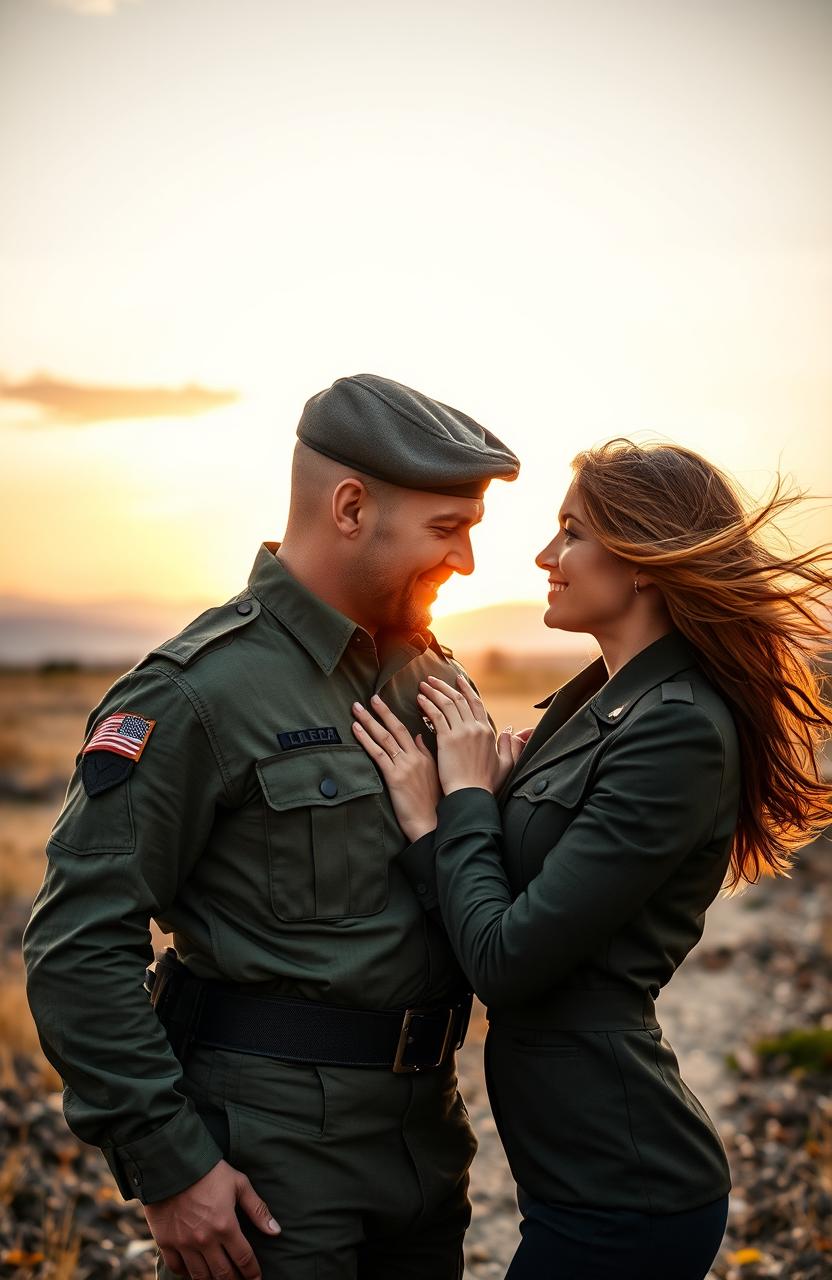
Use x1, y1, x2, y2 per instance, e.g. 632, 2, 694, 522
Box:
502, 631, 700, 798
504, 658, 606, 796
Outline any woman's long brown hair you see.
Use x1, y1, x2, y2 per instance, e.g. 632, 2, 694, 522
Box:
571, 439, 832, 888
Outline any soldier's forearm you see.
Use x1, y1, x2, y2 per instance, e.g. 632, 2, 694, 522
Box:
23, 857, 221, 1202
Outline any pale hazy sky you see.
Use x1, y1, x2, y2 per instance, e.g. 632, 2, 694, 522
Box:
1, 0, 830, 618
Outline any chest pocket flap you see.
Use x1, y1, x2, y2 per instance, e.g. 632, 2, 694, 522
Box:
256, 745, 383, 809
513, 746, 600, 810
256, 746, 386, 921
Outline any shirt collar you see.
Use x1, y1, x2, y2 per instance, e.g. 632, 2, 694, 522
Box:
248, 543, 356, 674
248, 543, 432, 675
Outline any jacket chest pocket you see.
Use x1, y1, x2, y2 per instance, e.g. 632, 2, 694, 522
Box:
511, 750, 601, 879
256, 746, 387, 922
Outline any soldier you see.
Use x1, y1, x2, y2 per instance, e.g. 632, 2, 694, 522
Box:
23, 374, 519, 1280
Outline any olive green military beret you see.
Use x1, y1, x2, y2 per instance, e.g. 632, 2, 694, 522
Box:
297, 373, 519, 498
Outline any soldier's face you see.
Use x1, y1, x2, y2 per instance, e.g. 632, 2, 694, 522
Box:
536, 482, 636, 636
361, 491, 484, 632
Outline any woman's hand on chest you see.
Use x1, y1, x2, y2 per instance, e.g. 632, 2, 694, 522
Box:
417, 674, 525, 795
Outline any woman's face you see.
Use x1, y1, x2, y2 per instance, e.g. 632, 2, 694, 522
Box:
536, 481, 636, 635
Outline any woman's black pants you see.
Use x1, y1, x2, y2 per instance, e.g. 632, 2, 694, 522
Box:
504, 1190, 729, 1280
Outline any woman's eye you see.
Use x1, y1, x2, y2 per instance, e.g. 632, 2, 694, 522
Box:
562, 527, 575, 542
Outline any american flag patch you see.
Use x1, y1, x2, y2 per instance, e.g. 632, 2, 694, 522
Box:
82, 712, 156, 762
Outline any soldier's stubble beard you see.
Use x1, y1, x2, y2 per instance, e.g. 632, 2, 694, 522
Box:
352, 527, 435, 634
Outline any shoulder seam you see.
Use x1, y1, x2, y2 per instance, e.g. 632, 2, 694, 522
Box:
140, 665, 234, 801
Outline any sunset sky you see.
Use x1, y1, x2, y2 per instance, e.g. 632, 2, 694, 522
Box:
1, 0, 830, 634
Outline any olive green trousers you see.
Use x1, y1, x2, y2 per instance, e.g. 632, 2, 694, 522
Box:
156, 1046, 477, 1280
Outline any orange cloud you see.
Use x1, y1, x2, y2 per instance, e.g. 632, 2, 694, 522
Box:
1, 374, 238, 426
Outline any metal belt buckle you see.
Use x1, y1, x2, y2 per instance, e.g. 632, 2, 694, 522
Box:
393, 1006, 455, 1074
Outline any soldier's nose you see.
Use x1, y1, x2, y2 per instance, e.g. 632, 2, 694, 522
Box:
448, 544, 475, 576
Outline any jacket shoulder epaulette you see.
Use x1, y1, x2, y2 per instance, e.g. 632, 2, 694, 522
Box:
661, 681, 695, 704
143, 594, 261, 669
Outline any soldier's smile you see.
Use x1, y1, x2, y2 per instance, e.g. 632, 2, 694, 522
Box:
417, 571, 451, 599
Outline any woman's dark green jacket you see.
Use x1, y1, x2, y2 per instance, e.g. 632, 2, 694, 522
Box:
403, 630, 740, 1214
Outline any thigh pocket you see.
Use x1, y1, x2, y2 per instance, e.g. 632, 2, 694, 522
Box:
257, 745, 387, 921
226, 1057, 328, 1156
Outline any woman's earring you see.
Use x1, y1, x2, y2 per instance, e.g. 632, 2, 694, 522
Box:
634, 577, 641, 594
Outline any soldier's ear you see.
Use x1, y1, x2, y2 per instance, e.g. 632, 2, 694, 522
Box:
331, 478, 370, 538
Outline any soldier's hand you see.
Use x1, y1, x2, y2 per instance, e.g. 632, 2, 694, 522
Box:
142, 1158, 280, 1280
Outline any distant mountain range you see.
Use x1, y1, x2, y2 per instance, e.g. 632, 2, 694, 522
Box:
0, 595, 588, 667
432, 603, 590, 659
0, 595, 211, 666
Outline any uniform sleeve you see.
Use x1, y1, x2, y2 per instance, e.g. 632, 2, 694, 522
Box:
397, 831, 441, 913
23, 664, 230, 1203
433, 703, 726, 1008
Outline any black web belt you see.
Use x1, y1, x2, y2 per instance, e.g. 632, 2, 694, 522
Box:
147, 950, 472, 1074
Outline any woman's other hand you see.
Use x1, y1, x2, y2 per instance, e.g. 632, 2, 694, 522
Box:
417, 674, 521, 795
352, 696, 440, 842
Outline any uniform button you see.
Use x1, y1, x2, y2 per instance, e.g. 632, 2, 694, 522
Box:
416, 883, 428, 895
236, 600, 253, 616
319, 777, 338, 798
533, 778, 548, 794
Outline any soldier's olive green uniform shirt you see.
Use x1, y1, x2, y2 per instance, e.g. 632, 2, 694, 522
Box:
23, 545, 468, 1204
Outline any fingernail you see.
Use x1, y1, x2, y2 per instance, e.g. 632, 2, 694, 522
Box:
353, 702, 363, 711
371, 694, 382, 704
268, 1217, 280, 1233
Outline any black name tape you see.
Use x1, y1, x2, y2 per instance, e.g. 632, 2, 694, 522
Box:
277, 726, 343, 750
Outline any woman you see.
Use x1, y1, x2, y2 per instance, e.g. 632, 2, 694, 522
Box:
351, 440, 832, 1280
